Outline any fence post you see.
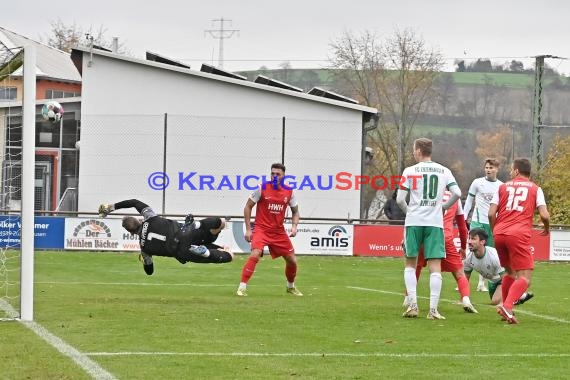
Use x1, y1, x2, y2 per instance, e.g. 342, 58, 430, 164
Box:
281, 116, 286, 164
162, 113, 168, 214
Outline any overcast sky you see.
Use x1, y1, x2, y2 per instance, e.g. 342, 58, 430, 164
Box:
5, 0, 570, 74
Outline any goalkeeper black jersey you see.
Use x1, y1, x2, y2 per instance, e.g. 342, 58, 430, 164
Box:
113, 199, 223, 258
137, 215, 181, 257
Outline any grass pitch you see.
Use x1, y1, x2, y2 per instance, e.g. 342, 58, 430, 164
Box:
2, 252, 570, 379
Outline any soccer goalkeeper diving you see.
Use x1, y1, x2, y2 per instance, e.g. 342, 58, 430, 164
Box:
98, 199, 233, 275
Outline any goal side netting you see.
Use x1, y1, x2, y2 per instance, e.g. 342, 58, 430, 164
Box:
0, 44, 36, 321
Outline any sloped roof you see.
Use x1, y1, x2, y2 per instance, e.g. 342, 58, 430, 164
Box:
0, 26, 81, 83
72, 46, 377, 114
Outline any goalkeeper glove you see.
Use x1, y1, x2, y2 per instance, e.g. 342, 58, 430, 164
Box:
98, 203, 114, 217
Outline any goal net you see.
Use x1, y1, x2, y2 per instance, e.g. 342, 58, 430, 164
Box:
0, 43, 35, 320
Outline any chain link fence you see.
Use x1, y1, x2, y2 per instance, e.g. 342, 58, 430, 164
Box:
78, 114, 365, 219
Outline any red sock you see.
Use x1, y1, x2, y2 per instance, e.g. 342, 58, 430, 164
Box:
504, 277, 529, 309
240, 256, 259, 283
457, 276, 470, 298
501, 275, 515, 306
285, 263, 297, 283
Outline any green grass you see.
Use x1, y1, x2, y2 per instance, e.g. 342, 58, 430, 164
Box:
2, 252, 570, 379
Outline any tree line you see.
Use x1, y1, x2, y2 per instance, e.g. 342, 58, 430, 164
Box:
454, 58, 560, 75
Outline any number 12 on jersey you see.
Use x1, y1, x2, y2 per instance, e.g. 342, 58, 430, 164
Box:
505, 186, 528, 211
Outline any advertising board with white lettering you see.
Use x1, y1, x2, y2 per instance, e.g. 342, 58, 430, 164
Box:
353, 225, 553, 260
549, 230, 570, 261
0, 216, 65, 249
64, 218, 141, 251
353, 225, 405, 257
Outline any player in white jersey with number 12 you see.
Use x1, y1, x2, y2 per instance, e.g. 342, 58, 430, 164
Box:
397, 138, 461, 320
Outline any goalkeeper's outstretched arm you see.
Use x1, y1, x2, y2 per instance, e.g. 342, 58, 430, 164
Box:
114, 199, 149, 213
99, 199, 150, 217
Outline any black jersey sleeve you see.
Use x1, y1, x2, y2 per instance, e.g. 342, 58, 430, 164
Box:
114, 199, 157, 220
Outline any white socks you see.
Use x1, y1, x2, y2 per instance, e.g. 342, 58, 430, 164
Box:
429, 272, 442, 310
404, 267, 417, 306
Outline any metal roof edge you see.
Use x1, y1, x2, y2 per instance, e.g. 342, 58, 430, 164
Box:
72, 46, 377, 115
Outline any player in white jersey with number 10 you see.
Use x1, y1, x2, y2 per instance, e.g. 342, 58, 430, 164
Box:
396, 138, 461, 320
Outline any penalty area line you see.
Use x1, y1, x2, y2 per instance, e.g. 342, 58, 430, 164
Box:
35, 281, 233, 287
84, 351, 570, 358
347, 286, 570, 324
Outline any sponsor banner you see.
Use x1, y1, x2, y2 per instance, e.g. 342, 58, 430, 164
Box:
35, 217, 65, 249
64, 218, 141, 251
0, 216, 65, 249
290, 224, 353, 256
549, 230, 570, 261
353, 225, 405, 257
217, 221, 353, 256
353, 225, 552, 260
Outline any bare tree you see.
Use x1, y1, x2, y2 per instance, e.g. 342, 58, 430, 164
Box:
328, 30, 394, 219
432, 74, 457, 115
382, 29, 444, 173
42, 20, 82, 52
329, 28, 444, 177
277, 61, 292, 82
41, 19, 128, 54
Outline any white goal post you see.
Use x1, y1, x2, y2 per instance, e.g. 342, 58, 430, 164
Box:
0, 44, 36, 321
20, 44, 36, 321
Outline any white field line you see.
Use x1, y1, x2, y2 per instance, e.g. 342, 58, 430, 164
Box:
5, 283, 569, 364
0, 299, 117, 380
84, 351, 570, 358
347, 286, 570, 324
35, 281, 232, 287
76, 282, 569, 360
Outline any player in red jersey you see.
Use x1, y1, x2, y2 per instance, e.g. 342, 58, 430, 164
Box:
409, 190, 478, 313
236, 163, 302, 296
489, 158, 550, 324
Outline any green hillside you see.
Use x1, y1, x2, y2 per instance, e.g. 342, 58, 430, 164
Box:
238, 68, 564, 91
449, 72, 534, 88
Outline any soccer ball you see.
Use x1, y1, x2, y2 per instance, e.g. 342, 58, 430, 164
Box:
41, 101, 64, 123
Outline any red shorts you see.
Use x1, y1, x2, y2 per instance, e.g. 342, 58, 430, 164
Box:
250, 228, 295, 258
417, 240, 462, 272
494, 233, 534, 271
